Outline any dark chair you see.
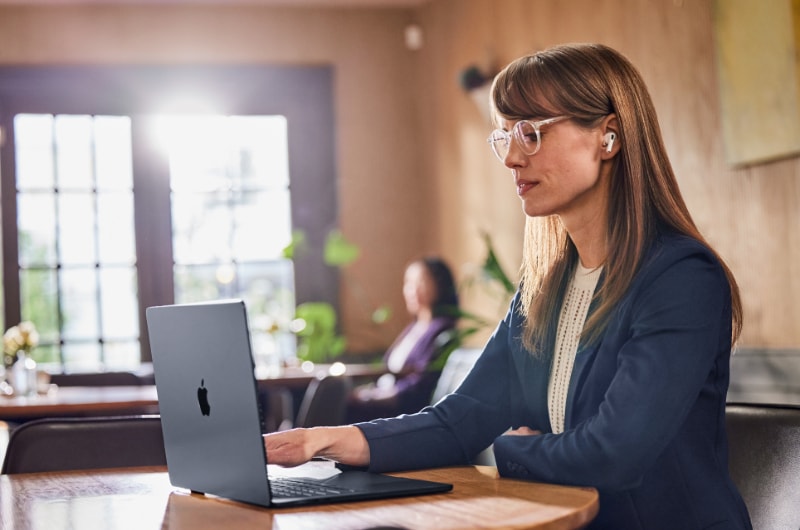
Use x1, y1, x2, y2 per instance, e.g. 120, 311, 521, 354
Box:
262, 386, 296, 432
49, 371, 147, 387
294, 375, 353, 428
725, 403, 800, 530
1, 415, 167, 474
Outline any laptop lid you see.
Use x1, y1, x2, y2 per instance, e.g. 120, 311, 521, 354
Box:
147, 299, 272, 506
147, 299, 452, 507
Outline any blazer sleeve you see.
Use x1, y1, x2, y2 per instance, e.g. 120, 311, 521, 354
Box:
356, 308, 519, 471
493, 246, 732, 491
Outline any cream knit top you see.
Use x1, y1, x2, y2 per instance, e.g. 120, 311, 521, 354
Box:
547, 263, 602, 434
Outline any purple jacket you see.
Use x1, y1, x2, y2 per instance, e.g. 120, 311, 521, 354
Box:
383, 317, 456, 396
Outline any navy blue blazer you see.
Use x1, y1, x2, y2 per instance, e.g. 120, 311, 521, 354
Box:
357, 233, 752, 529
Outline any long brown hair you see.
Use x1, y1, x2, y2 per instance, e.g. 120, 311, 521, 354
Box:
491, 43, 742, 355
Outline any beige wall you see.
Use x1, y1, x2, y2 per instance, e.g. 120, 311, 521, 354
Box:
0, 0, 797, 352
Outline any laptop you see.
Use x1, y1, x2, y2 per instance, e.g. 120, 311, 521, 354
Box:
145, 299, 453, 507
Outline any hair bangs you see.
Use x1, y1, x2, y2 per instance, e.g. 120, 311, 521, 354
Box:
492, 56, 561, 122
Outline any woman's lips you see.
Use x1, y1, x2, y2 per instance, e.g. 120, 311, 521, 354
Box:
516, 180, 537, 196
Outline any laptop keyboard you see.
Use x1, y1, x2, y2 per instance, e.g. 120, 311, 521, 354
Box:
270, 477, 354, 498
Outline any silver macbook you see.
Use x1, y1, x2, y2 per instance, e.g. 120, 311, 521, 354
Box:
146, 299, 452, 507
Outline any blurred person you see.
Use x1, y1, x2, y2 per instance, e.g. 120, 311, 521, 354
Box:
346, 256, 459, 422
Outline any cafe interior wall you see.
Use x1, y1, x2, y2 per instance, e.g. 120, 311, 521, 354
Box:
415, 0, 800, 350
0, 0, 798, 355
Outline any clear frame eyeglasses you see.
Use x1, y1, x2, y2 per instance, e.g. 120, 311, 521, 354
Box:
486, 116, 568, 161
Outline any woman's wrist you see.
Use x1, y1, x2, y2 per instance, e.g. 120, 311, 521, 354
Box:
316, 425, 370, 467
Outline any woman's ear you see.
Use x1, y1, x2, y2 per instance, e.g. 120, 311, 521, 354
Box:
603, 132, 616, 153
600, 114, 620, 159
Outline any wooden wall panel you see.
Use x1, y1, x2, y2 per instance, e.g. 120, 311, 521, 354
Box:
416, 0, 800, 348
0, 0, 797, 352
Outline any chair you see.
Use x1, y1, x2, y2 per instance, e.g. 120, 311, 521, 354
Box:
1, 415, 167, 474
294, 375, 353, 428
725, 403, 800, 530
429, 348, 495, 465
49, 371, 148, 387
430, 348, 482, 404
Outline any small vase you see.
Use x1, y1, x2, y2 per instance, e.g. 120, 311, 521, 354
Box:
8, 351, 37, 397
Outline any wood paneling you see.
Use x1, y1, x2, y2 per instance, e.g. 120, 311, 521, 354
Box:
417, 0, 800, 349
0, 0, 797, 351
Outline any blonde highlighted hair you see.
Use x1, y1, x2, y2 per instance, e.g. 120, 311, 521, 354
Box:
491, 43, 742, 354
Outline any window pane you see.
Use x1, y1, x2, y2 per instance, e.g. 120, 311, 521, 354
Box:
14, 114, 138, 371
163, 114, 296, 365
172, 193, 234, 264
233, 189, 292, 261
19, 268, 59, 344
161, 115, 230, 193
103, 340, 140, 370
58, 192, 97, 265
17, 192, 57, 266
54, 115, 94, 189
94, 116, 133, 190
62, 341, 101, 372
32, 343, 59, 366
15, 114, 55, 190
229, 115, 289, 189
100, 267, 138, 339
173, 264, 227, 302
238, 260, 296, 367
97, 192, 135, 264
60, 267, 99, 340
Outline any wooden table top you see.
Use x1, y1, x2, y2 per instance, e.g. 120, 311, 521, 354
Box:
0, 363, 388, 421
0, 466, 599, 529
0, 385, 160, 420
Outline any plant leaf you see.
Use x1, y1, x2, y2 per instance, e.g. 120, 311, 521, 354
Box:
481, 232, 516, 294
282, 230, 307, 260
324, 230, 360, 267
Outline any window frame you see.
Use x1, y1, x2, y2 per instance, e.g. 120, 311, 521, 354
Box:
0, 65, 339, 364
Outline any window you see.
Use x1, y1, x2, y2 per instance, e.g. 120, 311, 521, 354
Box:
0, 66, 338, 373
14, 113, 138, 370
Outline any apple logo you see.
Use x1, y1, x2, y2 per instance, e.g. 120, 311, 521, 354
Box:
197, 378, 211, 416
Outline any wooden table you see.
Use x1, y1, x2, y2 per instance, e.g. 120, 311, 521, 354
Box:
0, 466, 599, 529
0, 385, 160, 421
0, 363, 387, 421
257, 362, 390, 390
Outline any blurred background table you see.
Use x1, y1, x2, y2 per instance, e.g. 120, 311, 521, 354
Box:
0, 385, 160, 422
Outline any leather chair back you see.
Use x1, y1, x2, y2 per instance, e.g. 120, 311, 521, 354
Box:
1, 415, 167, 474
295, 375, 352, 428
726, 403, 800, 530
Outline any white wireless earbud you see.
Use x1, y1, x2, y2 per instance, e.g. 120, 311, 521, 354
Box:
603, 132, 616, 153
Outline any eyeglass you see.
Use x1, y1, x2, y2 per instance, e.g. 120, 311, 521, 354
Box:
486, 116, 568, 161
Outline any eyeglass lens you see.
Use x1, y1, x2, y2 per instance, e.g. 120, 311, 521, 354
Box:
488, 121, 540, 161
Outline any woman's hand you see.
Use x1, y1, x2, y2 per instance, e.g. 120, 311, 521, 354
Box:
263, 425, 371, 468
504, 426, 542, 436
264, 428, 319, 467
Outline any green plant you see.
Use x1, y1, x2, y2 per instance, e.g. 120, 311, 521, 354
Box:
427, 232, 516, 371
293, 302, 346, 363
283, 229, 378, 363
283, 229, 516, 365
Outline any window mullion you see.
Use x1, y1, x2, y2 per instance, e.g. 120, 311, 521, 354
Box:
130, 115, 175, 363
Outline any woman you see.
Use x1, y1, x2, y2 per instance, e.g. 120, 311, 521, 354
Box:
346, 256, 459, 422
265, 43, 752, 529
